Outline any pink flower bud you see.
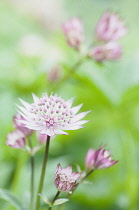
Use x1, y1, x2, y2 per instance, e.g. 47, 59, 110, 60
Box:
47, 66, 63, 82
6, 130, 25, 149
85, 146, 118, 170
54, 164, 81, 193
13, 114, 34, 137
62, 18, 84, 50
96, 11, 127, 42
89, 42, 122, 62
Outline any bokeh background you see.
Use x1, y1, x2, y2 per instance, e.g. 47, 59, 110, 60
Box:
1, 0, 139, 209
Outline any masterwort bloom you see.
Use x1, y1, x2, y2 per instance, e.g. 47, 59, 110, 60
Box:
55, 164, 81, 193
85, 146, 118, 170
13, 113, 33, 136
96, 11, 127, 42
89, 42, 122, 62
6, 130, 25, 149
16, 93, 90, 136
62, 17, 84, 49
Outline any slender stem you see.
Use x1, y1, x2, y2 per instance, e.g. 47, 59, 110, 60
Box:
83, 169, 94, 180
52, 57, 86, 92
28, 138, 35, 210
48, 191, 60, 210
35, 136, 51, 210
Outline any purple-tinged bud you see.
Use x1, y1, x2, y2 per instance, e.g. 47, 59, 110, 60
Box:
62, 18, 84, 50
104, 42, 122, 60
88, 45, 105, 62
47, 66, 63, 82
54, 164, 81, 193
85, 146, 118, 170
89, 42, 122, 62
13, 114, 34, 137
96, 11, 127, 42
6, 130, 25, 149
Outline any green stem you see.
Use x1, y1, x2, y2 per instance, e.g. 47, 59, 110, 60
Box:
28, 138, 35, 210
48, 191, 60, 210
52, 57, 86, 92
35, 136, 51, 210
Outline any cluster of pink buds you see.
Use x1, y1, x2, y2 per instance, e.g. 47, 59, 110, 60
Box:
6, 113, 33, 149
89, 11, 127, 62
85, 146, 118, 170
54, 164, 81, 193
63, 12, 127, 62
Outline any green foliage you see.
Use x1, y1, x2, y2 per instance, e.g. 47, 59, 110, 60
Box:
0, 0, 139, 210
0, 189, 25, 210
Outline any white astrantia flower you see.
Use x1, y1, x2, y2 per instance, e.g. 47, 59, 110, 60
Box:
16, 93, 90, 136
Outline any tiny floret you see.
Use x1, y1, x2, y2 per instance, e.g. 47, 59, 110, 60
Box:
16, 93, 90, 136
62, 18, 84, 49
54, 164, 81, 193
96, 11, 127, 42
6, 130, 25, 149
85, 146, 118, 170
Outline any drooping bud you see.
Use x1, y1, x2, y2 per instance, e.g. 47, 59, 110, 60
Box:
85, 146, 118, 170
6, 130, 25, 149
88, 42, 122, 62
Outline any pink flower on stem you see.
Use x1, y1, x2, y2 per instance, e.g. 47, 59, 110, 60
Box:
89, 42, 122, 62
55, 164, 81, 193
85, 146, 118, 170
96, 11, 127, 42
13, 113, 34, 136
17, 93, 90, 136
62, 18, 84, 49
6, 130, 25, 149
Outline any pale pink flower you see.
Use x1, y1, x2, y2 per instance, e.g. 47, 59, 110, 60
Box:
55, 164, 81, 193
6, 130, 25, 149
89, 42, 122, 62
85, 146, 118, 170
62, 18, 84, 49
13, 113, 33, 136
96, 11, 127, 42
16, 93, 90, 136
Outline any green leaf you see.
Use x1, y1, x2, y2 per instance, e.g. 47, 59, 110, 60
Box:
53, 198, 69, 206
81, 180, 93, 185
38, 194, 51, 205
0, 188, 25, 210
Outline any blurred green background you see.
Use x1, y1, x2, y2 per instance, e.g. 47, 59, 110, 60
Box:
0, 0, 139, 209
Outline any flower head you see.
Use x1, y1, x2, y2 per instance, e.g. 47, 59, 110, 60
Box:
13, 113, 34, 136
89, 42, 122, 62
6, 130, 25, 149
55, 164, 81, 193
16, 93, 90, 136
96, 11, 127, 42
85, 146, 118, 170
62, 18, 84, 49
